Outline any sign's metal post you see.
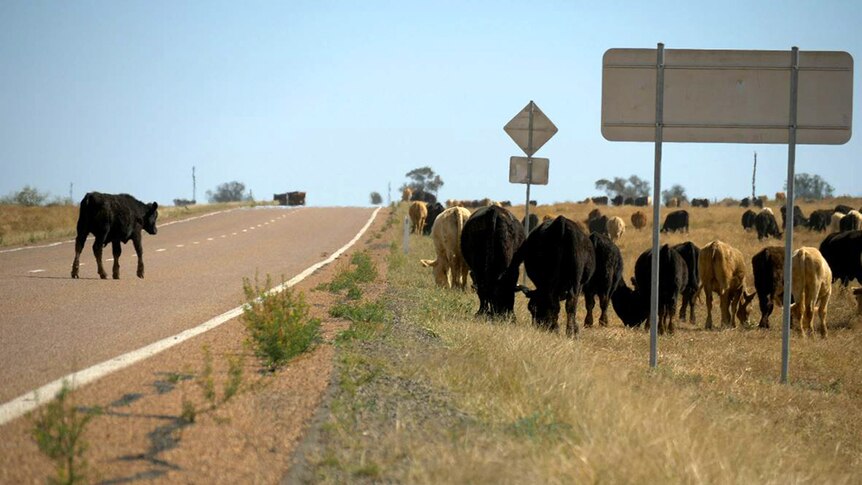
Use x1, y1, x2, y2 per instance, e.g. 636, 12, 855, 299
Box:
403, 216, 410, 255
649, 43, 665, 369
781, 46, 800, 384
524, 102, 535, 237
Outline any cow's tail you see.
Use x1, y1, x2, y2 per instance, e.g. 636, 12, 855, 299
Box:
76, 193, 92, 231
454, 208, 466, 260
484, 209, 498, 288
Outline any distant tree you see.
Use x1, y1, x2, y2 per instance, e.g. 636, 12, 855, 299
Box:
661, 184, 688, 205
595, 175, 651, 199
207, 181, 247, 203
369, 192, 383, 205
401, 166, 444, 195
10, 185, 49, 206
785, 173, 834, 200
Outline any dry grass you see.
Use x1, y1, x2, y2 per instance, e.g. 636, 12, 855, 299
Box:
0, 201, 271, 248
320, 199, 862, 483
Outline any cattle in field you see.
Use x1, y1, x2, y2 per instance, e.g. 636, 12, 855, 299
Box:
460, 205, 525, 317
775, 192, 786, 203
807, 209, 833, 232
410, 190, 437, 204
755, 208, 782, 240
740, 197, 752, 208
754, 197, 765, 209
587, 208, 602, 221
420, 207, 471, 289
624, 197, 635, 205
751, 246, 785, 329
287, 191, 306, 206
612, 195, 624, 206
741, 209, 756, 232
408, 201, 428, 234
611, 244, 688, 334
819, 230, 862, 287
607, 216, 625, 242
591, 196, 609, 205
522, 213, 540, 233
71, 192, 159, 280
671, 242, 700, 324
514, 216, 595, 337
699, 240, 754, 329
273, 193, 288, 205
401, 187, 413, 202
790, 247, 832, 338
423, 202, 446, 236
584, 233, 623, 327
839, 210, 862, 232
666, 197, 680, 208
834, 204, 853, 215
781, 205, 808, 229
588, 214, 609, 236
634, 196, 651, 207
631, 211, 647, 230
830, 212, 844, 233
660, 210, 689, 233
691, 198, 710, 208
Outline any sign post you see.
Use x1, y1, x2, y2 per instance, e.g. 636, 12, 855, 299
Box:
602, 45, 853, 380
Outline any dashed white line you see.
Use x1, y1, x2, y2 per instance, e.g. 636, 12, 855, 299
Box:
176, 244, 184, 248
156, 248, 166, 252
207, 238, 214, 241
0, 207, 381, 426
28, 269, 45, 274
193, 242, 200, 245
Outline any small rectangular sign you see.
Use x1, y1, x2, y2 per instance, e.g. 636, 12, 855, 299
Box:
601, 48, 853, 144
509, 157, 549, 185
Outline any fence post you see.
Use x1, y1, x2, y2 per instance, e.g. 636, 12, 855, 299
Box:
403, 216, 410, 254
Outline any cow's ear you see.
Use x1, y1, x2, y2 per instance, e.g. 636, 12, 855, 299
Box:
151, 202, 158, 211
515, 285, 534, 297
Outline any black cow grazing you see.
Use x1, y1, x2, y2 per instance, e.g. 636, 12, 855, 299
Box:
634, 196, 650, 207
612, 195, 624, 206
754, 209, 782, 240
741, 209, 757, 232
460, 205, 525, 317
740, 197, 752, 208
588, 215, 609, 236
71, 192, 159, 280
751, 246, 785, 329
591, 196, 609, 205
834, 204, 853, 215
808, 209, 834, 232
521, 213, 540, 233
587, 208, 602, 221
514, 216, 596, 337
660, 210, 689, 233
780, 205, 808, 229
410, 190, 437, 204
753, 197, 764, 209
423, 202, 445, 236
287, 191, 306, 206
624, 197, 635, 205
819, 230, 862, 287
611, 245, 687, 334
584, 233, 623, 328
671, 241, 700, 324
691, 198, 710, 208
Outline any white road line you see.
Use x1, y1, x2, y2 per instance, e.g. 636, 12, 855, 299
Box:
0, 207, 380, 426
207, 238, 214, 241
107, 258, 114, 262
28, 269, 46, 274
156, 249, 167, 252
176, 244, 185, 248
193, 242, 200, 245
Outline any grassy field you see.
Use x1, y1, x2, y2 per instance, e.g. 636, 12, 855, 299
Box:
0, 201, 271, 248
309, 199, 862, 483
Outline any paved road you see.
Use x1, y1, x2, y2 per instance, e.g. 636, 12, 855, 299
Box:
0, 206, 376, 403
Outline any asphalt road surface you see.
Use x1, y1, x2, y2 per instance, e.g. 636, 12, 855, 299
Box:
0, 206, 376, 404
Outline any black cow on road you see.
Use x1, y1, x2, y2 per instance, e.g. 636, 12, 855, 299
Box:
461, 205, 525, 317
514, 216, 596, 337
754, 209, 782, 240
584, 233, 623, 328
819, 230, 862, 287
752, 246, 785, 329
741, 209, 756, 231
71, 192, 159, 279
660, 210, 689, 233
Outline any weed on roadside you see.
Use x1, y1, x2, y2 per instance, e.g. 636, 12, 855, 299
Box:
30, 382, 98, 485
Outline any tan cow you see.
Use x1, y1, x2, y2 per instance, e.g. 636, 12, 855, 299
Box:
790, 247, 832, 338
401, 187, 413, 202
631, 211, 647, 230
607, 216, 625, 242
699, 240, 755, 329
408, 201, 428, 234
420, 207, 471, 289
830, 212, 844, 232
775, 191, 786, 203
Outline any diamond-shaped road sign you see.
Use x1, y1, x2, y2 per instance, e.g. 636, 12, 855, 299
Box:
504, 101, 558, 157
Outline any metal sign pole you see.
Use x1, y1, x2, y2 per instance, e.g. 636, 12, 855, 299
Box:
649, 43, 665, 369
780, 47, 800, 384
521, 103, 535, 285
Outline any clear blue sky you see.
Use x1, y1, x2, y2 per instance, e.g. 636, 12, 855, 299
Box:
1, 1, 859, 207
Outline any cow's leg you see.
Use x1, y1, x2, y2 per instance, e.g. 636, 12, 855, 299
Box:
92, 235, 107, 279
71, 231, 87, 278
704, 288, 714, 330
456, 262, 469, 291
111, 240, 122, 279
678, 294, 688, 321
598, 293, 610, 326
565, 293, 579, 338
133, 235, 145, 278
719, 291, 732, 328
584, 294, 595, 328
817, 293, 829, 338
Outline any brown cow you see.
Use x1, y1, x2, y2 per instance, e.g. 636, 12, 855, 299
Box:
420, 207, 471, 289
775, 191, 786, 203
699, 240, 755, 329
790, 247, 832, 338
631, 211, 647, 230
408, 201, 428, 234
402, 187, 413, 202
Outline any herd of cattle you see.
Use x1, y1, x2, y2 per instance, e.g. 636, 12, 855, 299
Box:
410, 198, 862, 339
